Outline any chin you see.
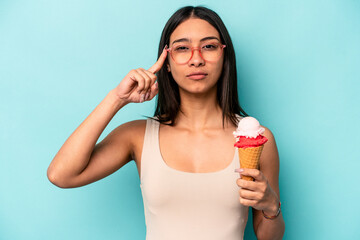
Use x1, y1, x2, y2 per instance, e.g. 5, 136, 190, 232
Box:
182, 83, 217, 95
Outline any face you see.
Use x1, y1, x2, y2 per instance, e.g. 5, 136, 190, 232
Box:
167, 18, 224, 94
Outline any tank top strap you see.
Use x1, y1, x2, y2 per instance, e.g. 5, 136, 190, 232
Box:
140, 118, 161, 184
143, 118, 160, 147
234, 114, 242, 169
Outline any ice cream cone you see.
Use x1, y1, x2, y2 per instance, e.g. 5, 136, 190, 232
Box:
238, 145, 264, 181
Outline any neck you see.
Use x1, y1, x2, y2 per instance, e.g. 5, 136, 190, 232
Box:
175, 87, 224, 130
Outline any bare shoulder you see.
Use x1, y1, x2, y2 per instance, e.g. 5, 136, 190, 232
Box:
118, 119, 146, 131
113, 119, 148, 160
111, 119, 147, 146
259, 126, 280, 177
262, 126, 275, 142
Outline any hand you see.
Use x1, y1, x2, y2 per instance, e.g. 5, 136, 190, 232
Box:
113, 46, 168, 104
236, 168, 280, 216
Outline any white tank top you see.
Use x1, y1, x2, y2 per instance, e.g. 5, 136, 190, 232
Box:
140, 118, 249, 240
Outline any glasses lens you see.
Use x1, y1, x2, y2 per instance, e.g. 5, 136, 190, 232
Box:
171, 44, 192, 64
201, 41, 222, 62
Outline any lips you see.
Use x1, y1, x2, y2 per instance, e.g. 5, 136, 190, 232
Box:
186, 72, 208, 80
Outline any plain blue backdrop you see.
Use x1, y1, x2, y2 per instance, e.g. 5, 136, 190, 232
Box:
1, 0, 359, 239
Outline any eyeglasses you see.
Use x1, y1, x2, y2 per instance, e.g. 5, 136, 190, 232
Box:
166, 41, 226, 65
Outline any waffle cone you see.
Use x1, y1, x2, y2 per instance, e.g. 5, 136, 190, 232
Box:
238, 145, 264, 181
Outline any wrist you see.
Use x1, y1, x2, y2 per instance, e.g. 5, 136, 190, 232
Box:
262, 201, 281, 220
263, 200, 279, 216
108, 89, 128, 110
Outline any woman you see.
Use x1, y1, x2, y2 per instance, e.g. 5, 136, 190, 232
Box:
47, 6, 285, 240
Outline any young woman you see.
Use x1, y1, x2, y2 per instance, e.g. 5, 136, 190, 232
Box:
47, 6, 285, 240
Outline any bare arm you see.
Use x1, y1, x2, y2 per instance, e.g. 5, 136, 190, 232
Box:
252, 127, 285, 239
236, 127, 285, 239
47, 47, 168, 188
47, 90, 127, 188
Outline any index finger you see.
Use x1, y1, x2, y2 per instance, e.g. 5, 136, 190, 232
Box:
238, 168, 265, 182
148, 46, 168, 74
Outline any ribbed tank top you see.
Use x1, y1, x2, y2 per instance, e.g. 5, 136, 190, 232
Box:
140, 118, 249, 240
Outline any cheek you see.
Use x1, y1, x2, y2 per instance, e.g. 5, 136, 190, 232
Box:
213, 59, 224, 80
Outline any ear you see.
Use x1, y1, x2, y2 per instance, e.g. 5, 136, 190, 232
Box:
167, 64, 171, 72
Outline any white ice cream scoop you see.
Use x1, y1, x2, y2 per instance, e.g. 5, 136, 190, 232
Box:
233, 116, 265, 138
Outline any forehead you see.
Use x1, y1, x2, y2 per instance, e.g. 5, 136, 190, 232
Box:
169, 18, 220, 44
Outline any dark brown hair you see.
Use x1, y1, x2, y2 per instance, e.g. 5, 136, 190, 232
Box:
154, 6, 248, 126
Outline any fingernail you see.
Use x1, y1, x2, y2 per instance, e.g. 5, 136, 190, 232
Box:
235, 168, 244, 173
145, 92, 150, 100
164, 45, 168, 51
154, 82, 158, 88
140, 94, 145, 103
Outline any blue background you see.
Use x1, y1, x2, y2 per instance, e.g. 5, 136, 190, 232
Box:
1, 0, 359, 239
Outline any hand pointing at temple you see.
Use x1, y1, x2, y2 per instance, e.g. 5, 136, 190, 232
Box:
113, 46, 168, 104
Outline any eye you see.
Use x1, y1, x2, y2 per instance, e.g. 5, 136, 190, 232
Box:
202, 43, 219, 50
174, 45, 190, 52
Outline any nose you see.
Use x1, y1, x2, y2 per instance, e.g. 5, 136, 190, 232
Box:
188, 48, 205, 67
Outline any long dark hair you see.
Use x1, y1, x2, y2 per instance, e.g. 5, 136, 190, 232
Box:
154, 6, 248, 126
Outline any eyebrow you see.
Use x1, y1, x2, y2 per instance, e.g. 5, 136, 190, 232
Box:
171, 36, 220, 45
